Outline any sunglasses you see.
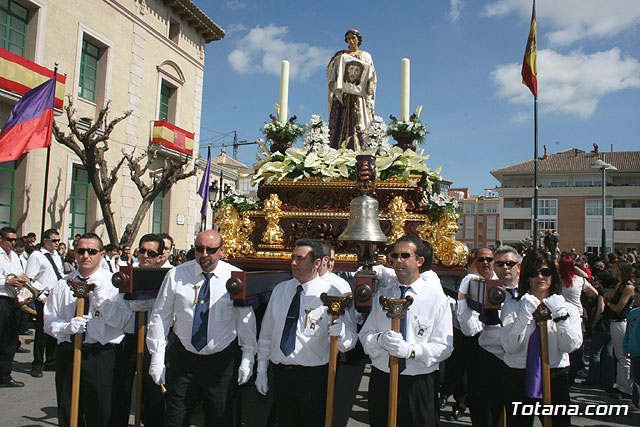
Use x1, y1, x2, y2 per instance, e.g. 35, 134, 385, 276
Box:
138, 248, 160, 258
495, 261, 518, 268
76, 248, 100, 256
526, 267, 553, 278
195, 244, 222, 255
3, 237, 17, 242
477, 257, 493, 263
389, 252, 416, 259
46, 238, 61, 243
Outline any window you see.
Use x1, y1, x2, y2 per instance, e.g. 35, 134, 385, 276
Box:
168, 19, 180, 43
486, 216, 497, 240
158, 81, 177, 122
485, 203, 498, 213
538, 219, 556, 233
463, 203, 475, 214
152, 195, 163, 233
79, 39, 99, 102
585, 199, 612, 216
0, 0, 28, 56
465, 216, 474, 239
575, 179, 602, 187
538, 199, 557, 216
0, 161, 15, 227
69, 166, 89, 238
550, 181, 567, 187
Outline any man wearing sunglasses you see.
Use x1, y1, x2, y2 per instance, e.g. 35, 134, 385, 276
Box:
25, 228, 64, 378
0, 226, 28, 388
112, 233, 165, 427
360, 235, 453, 426
45, 233, 132, 426
147, 230, 257, 426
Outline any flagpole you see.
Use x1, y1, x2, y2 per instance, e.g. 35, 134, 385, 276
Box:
40, 64, 57, 239
533, 95, 538, 250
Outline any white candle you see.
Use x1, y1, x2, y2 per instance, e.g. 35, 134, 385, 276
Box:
279, 60, 290, 124
401, 58, 410, 122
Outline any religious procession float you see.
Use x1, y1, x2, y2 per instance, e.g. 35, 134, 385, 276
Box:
213, 29, 469, 299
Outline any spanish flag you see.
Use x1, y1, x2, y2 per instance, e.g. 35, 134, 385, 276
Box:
0, 76, 55, 162
522, 0, 537, 97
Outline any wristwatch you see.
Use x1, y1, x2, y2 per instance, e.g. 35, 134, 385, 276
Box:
409, 344, 416, 359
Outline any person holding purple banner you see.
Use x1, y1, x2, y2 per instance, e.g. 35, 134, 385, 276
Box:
500, 250, 582, 427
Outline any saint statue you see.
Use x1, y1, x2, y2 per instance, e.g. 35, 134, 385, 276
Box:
326, 29, 377, 150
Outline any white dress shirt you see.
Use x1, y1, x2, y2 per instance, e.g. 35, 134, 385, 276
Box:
146, 259, 257, 359
319, 271, 357, 335
359, 276, 453, 376
372, 264, 445, 294
0, 247, 25, 298
44, 268, 131, 345
258, 275, 357, 367
500, 294, 582, 369
26, 248, 64, 299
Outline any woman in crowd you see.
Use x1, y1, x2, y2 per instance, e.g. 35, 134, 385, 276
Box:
605, 260, 635, 397
501, 250, 582, 427
585, 271, 616, 389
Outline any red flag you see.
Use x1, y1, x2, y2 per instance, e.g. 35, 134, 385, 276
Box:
522, 1, 537, 97
0, 76, 56, 162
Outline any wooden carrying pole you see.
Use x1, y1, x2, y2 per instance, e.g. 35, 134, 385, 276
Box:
134, 311, 146, 427
320, 293, 353, 427
533, 303, 552, 427
67, 279, 95, 427
379, 295, 413, 427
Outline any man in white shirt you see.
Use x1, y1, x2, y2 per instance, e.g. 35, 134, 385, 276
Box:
159, 233, 175, 268
44, 232, 132, 426
456, 246, 521, 426
255, 238, 357, 427
26, 228, 64, 378
359, 235, 453, 426
0, 226, 27, 388
146, 230, 257, 427
102, 244, 119, 273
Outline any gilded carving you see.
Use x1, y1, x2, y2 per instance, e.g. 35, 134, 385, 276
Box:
261, 193, 284, 245
216, 204, 255, 257
418, 211, 469, 266
387, 196, 409, 245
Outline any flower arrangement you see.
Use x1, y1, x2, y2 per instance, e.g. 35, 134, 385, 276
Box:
424, 191, 460, 221
387, 106, 429, 145
213, 189, 258, 213
261, 114, 305, 146
362, 116, 391, 152
302, 115, 331, 151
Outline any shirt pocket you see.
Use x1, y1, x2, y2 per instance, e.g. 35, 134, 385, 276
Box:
214, 297, 233, 321
302, 306, 326, 337
409, 313, 432, 343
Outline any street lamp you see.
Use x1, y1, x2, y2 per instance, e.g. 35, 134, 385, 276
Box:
590, 158, 617, 259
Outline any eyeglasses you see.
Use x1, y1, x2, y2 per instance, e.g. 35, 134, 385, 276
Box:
138, 248, 160, 258
46, 238, 60, 243
476, 257, 493, 263
195, 244, 222, 255
495, 261, 518, 268
526, 267, 553, 278
3, 237, 17, 242
76, 248, 100, 256
389, 252, 416, 259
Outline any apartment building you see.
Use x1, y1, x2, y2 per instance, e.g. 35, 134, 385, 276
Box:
0, 0, 223, 248
491, 147, 640, 254
449, 187, 500, 250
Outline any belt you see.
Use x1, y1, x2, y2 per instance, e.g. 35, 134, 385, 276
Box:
272, 363, 328, 372
59, 341, 116, 351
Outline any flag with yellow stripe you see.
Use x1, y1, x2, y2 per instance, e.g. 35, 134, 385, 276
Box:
521, 0, 537, 97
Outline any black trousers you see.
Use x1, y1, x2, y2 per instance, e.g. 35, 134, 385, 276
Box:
369, 367, 440, 427
112, 332, 166, 427
467, 346, 506, 427
504, 366, 571, 427
269, 363, 328, 427
0, 296, 20, 381
165, 339, 239, 427
33, 299, 57, 369
55, 341, 116, 427
440, 327, 469, 409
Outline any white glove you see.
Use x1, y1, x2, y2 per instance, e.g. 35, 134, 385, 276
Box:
520, 293, 540, 318
543, 294, 568, 319
379, 330, 403, 351
128, 299, 155, 312
67, 316, 88, 334
255, 372, 269, 395
149, 353, 166, 386
387, 339, 412, 359
237, 358, 253, 385
328, 318, 346, 338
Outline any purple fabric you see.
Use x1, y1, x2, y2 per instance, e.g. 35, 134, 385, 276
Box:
0, 77, 56, 137
525, 324, 543, 399
328, 92, 365, 150
124, 290, 158, 300
197, 146, 211, 220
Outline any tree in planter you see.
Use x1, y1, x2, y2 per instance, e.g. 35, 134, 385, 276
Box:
53, 99, 198, 247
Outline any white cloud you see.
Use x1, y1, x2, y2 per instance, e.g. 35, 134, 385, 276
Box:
483, 0, 640, 45
449, 0, 463, 22
227, 25, 332, 80
226, 0, 246, 10
491, 48, 640, 119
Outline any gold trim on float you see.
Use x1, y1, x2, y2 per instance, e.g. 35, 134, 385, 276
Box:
259, 176, 421, 189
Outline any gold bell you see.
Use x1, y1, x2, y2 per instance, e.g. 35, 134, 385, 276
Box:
339, 195, 388, 243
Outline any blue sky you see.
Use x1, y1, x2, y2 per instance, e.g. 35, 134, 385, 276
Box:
197, 0, 640, 194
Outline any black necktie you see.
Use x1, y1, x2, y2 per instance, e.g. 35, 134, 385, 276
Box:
191, 273, 213, 352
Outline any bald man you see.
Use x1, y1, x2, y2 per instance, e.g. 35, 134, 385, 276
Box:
146, 230, 257, 426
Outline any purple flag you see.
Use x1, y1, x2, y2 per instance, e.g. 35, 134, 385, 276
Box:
525, 324, 543, 399
198, 146, 211, 221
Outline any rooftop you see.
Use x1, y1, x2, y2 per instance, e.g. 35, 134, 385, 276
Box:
163, 0, 225, 43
